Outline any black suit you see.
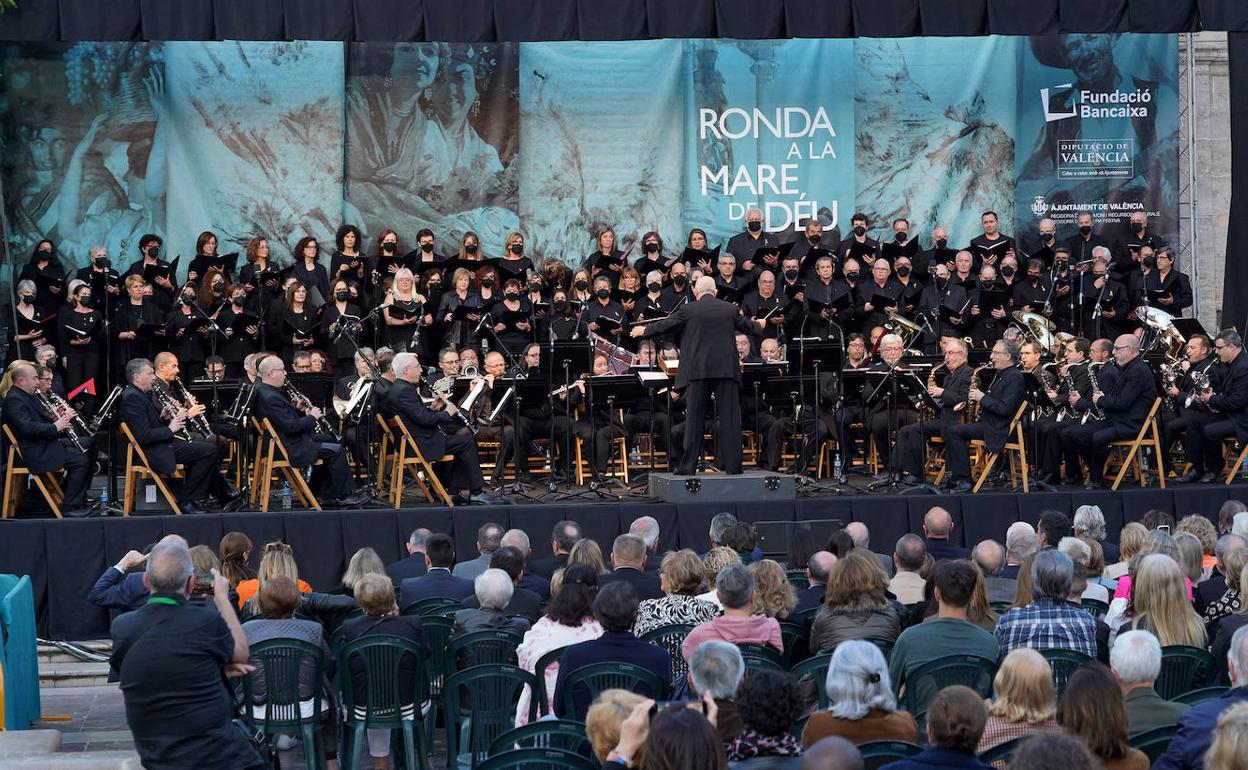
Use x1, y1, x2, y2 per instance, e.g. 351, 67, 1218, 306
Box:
399, 567, 475, 608
598, 566, 664, 601
644, 295, 756, 474
386, 554, 428, 586
252, 381, 353, 500
2, 388, 90, 508
390, 378, 484, 495
1203, 349, 1248, 451
120, 386, 217, 504
893, 363, 972, 478
463, 585, 544, 621
943, 365, 1025, 482
527, 553, 568, 580
1064, 355, 1157, 483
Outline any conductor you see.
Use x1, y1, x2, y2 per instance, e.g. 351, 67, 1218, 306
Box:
632, 275, 756, 475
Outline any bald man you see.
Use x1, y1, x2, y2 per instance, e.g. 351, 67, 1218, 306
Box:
2, 361, 92, 515
633, 276, 757, 474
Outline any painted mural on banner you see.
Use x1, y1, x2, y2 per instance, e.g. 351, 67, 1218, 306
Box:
0, 36, 1177, 280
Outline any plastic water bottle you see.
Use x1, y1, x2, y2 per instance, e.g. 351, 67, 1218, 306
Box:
833, 453, 843, 481
100, 486, 108, 505
280, 481, 292, 510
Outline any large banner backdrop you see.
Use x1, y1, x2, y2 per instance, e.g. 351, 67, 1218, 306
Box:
0, 35, 1177, 277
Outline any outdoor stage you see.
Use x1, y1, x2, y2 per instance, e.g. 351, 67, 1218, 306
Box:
4, 480, 1247, 641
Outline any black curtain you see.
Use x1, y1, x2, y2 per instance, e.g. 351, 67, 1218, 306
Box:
1224, 32, 1248, 333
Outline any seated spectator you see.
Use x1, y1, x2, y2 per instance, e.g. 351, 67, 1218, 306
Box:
236, 541, 312, 610
397, 533, 474, 607
801, 640, 918, 748
600, 534, 663, 601
972, 539, 1015, 605
1173, 533, 1207, 586
340, 574, 424, 770
891, 560, 998, 710
1121, 554, 1206, 649
1110, 630, 1189, 735
385, 528, 429, 585
1081, 536, 1118, 594
633, 549, 720, 638
994, 550, 1097, 659
89, 535, 188, 611
889, 534, 928, 605
1074, 504, 1118, 563
188, 545, 226, 605
1202, 538, 1247, 633
922, 506, 970, 561
785, 527, 821, 571
1002, 522, 1038, 580
795, 551, 837, 616
1036, 510, 1073, 549
800, 737, 864, 770
683, 564, 783, 661
628, 515, 663, 572
1058, 537, 1109, 604
975, 649, 1058, 765
527, 519, 581, 579
553, 582, 671, 721
586, 689, 647, 762
696, 546, 743, 608
1009, 732, 1097, 770
1211, 563, 1248, 685
460, 546, 543, 621
689, 640, 747, 742
1203, 702, 1248, 770
964, 568, 1001, 633
728, 669, 806, 765
846, 521, 894, 578
1156, 625, 1248, 770
878, 685, 992, 770
811, 550, 901, 655
451, 521, 504, 580
1176, 514, 1218, 573
605, 698, 727, 770
336, 547, 385, 597
219, 531, 256, 589
564, 537, 608, 576
451, 568, 531, 636
500, 528, 552, 601
1106, 522, 1148, 580
1058, 664, 1149, 770
750, 559, 797, 620
1007, 553, 1036, 609
514, 563, 603, 726
721, 521, 761, 564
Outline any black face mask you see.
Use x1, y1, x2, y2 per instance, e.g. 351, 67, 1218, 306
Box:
853, 225, 867, 237
181, 293, 196, 304
1041, 232, 1055, 242
845, 271, 859, 280
646, 281, 662, 293
1092, 273, 1106, 281
465, 243, 479, 255
146, 246, 160, 259
335, 290, 349, 301
420, 242, 434, 253
78, 295, 91, 305
212, 282, 225, 292
1143, 255, 1157, 269
595, 288, 611, 299
504, 292, 520, 301
233, 297, 245, 307
481, 277, 495, 288
935, 238, 948, 249
1079, 225, 1092, 236
784, 269, 799, 281
529, 282, 543, 292
428, 282, 441, 292
94, 255, 110, 267
896, 266, 911, 278
1028, 273, 1041, 282
1001, 265, 1015, 278
895, 231, 907, 243
509, 244, 524, 255
553, 300, 568, 313
808, 234, 821, 245
747, 221, 762, 233
382, 242, 396, 253
672, 275, 686, 287
643, 242, 659, 254
574, 280, 588, 291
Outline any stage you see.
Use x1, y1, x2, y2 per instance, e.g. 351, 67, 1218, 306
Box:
3, 479, 1246, 641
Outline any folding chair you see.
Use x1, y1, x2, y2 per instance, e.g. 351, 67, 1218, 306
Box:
256, 418, 322, 512
970, 401, 1030, 493
248, 417, 268, 505
1, 424, 65, 518
388, 417, 455, 507
573, 409, 629, 485
375, 413, 397, 492
1224, 440, 1248, 485
1103, 398, 1165, 491
119, 422, 183, 516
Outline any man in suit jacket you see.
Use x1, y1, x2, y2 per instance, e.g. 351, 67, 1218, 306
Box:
1155, 625, 1248, 770
527, 520, 581, 579
1064, 334, 1157, 489
599, 534, 663, 601
398, 533, 475, 608
120, 358, 219, 515
794, 551, 836, 616
500, 528, 552, 601
390, 352, 493, 504
460, 546, 544, 621
552, 582, 671, 721
922, 506, 971, 561
386, 528, 430, 586
453, 522, 505, 580
892, 339, 973, 483
1110, 630, 1190, 736
632, 276, 757, 474
1198, 330, 1248, 466
2, 362, 92, 515
943, 339, 1026, 493
629, 516, 663, 573
251, 355, 356, 503
971, 540, 1016, 605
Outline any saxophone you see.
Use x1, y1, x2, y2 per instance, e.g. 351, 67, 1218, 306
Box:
963, 364, 992, 422
1160, 361, 1182, 412
922, 363, 948, 413
1033, 363, 1060, 418
1083, 362, 1106, 424
1055, 363, 1079, 423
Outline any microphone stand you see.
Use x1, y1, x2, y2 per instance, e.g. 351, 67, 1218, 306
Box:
865, 353, 909, 492
329, 303, 387, 505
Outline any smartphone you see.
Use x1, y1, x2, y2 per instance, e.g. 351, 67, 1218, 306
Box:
649, 700, 705, 720
1157, 524, 1171, 533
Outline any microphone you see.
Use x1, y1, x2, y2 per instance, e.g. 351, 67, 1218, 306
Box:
473, 311, 492, 336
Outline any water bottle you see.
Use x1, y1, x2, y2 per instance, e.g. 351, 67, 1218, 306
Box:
100, 486, 109, 506
280, 481, 292, 510
833, 453, 843, 481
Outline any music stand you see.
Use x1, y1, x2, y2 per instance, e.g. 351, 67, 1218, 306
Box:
536, 340, 593, 496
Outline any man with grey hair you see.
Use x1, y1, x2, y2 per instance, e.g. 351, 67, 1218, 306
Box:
451, 568, 530, 636
1111, 630, 1189, 735
629, 515, 662, 571
889, 534, 928, 605
709, 512, 738, 548
994, 549, 1097, 658
688, 640, 747, 741
1066, 332, 1154, 489
846, 521, 893, 577
1156, 625, 1248, 770
682, 564, 781, 660
972, 539, 1016, 604
529, 520, 582, 578
923, 506, 969, 561
1195, 331, 1248, 472
453, 522, 505, 580
1234, 512, 1248, 540
1073, 504, 1118, 562
501, 528, 551, 600
601, 534, 663, 600
943, 338, 1026, 492
2, 360, 92, 515
795, 551, 838, 615
110, 542, 262, 769
386, 528, 431, 585
1003, 521, 1039, 579
88, 534, 190, 611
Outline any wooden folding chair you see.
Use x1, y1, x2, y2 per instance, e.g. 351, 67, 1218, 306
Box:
970, 401, 1030, 493
574, 409, 629, 485
248, 417, 268, 505
1, 424, 65, 519
388, 417, 455, 507
118, 423, 184, 516
257, 419, 322, 512
1224, 441, 1248, 485
375, 413, 397, 492
1103, 398, 1166, 491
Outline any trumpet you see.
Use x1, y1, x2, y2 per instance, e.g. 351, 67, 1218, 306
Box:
172, 378, 213, 437
35, 389, 89, 452
152, 385, 194, 441
281, 382, 341, 441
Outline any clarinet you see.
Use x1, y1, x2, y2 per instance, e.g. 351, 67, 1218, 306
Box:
172, 378, 213, 438
152, 387, 194, 441
1084, 363, 1106, 424
35, 390, 88, 453
281, 382, 341, 441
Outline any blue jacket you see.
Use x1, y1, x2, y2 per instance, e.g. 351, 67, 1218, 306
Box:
398, 567, 474, 608
87, 568, 149, 611
1154, 686, 1248, 770
881, 747, 993, 770
552, 631, 671, 721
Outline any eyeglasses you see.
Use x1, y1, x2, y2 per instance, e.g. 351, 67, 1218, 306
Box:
1215, 344, 1228, 350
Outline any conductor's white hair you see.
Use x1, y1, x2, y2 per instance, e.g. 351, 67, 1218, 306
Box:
392, 352, 420, 377
694, 275, 717, 297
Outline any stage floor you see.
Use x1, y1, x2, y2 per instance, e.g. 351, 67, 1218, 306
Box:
4, 479, 1246, 640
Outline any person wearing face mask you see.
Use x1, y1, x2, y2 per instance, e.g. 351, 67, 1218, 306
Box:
123, 234, 176, 310
320, 278, 366, 373
776, 256, 808, 339
893, 255, 924, 316
918, 264, 970, 353
163, 281, 212, 381
19, 240, 66, 317
195, 267, 229, 316
1114, 212, 1167, 273
410, 228, 446, 273
725, 209, 776, 272
661, 262, 693, 308
913, 226, 955, 279
838, 212, 878, 264
75, 244, 122, 310
855, 258, 902, 334
474, 265, 500, 316
1136, 247, 1192, 317
8, 278, 49, 365
57, 281, 102, 414
582, 275, 628, 344
968, 210, 1016, 267
569, 267, 594, 306
805, 256, 855, 337
1062, 210, 1110, 265
498, 232, 534, 287
492, 278, 534, 353
968, 265, 1009, 348
997, 255, 1021, 290
217, 285, 261, 379
543, 289, 582, 341
786, 218, 828, 272
881, 218, 920, 265
632, 231, 668, 278
1030, 218, 1059, 267
1084, 255, 1129, 340
1011, 258, 1051, 315
634, 269, 672, 337
369, 228, 410, 291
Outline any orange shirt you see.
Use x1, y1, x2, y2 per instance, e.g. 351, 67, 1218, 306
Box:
235, 578, 313, 609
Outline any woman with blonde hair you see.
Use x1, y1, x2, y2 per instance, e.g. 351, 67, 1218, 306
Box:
1127, 553, 1206, 648
1106, 522, 1148, 580
566, 538, 607, 575
586, 689, 648, 762
1203, 698, 1248, 770
339, 547, 387, 596
749, 559, 796, 620
697, 547, 743, 608
235, 541, 312, 609
436, 266, 481, 349
1173, 533, 1207, 585
977, 649, 1059, 765
381, 267, 427, 353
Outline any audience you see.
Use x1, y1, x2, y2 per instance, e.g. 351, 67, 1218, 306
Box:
811, 550, 901, 654
1001, 522, 1038, 580
802, 640, 917, 747
459, 546, 543, 621
1174, 533, 1207, 585
451, 568, 531, 636
1176, 514, 1218, 572
1073, 505, 1117, 562
879, 685, 992, 769
219, 531, 256, 588
628, 515, 663, 572
1009, 732, 1097, 770
994, 550, 1097, 658
528, 519, 582, 578
236, 541, 313, 611
1058, 664, 1150, 770
1203, 701, 1248, 770
1107, 522, 1149, 580
564, 537, 608, 577
889, 534, 928, 605
1156, 625, 1248, 770
922, 507, 969, 561
688, 640, 747, 742
385, 528, 429, 585
398, 533, 473, 607
452, 522, 504, 580
697, 546, 743, 607
1211, 563, 1248, 684
606, 698, 727, 770
633, 549, 720, 638
750, 559, 798, 620
500, 528, 553, 601
586, 689, 648, 762
971, 540, 1014, 605
336, 547, 385, 597
600, 534, 664, 600
728, 669, 806, 765
684, 563, 783, 660
785, 527, 822, 571
1110, 630, 1189, 735
1123, 553, 1206, 648
975, 649, 1058, 765
846, 521, 894, 578
1058, 537, 1110, 604
1037, 511, 1073, 549
801, 736, 864, 770
795, 551, 838, 615
1202, 536, 1247, 630
89, 535, 188, 611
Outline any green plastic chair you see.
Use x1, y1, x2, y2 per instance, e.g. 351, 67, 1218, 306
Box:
1129, 725, 1179, 762
487, 719, 592, 758
639, 623, 694, 683
1081, 598, 1109, 618
338, 635, 430, 770
739, 642, 785, 671
1038, 649, 1095, 697
790, 653, 833, 709
443, 664, 539, 769
533, 645, 571, 717
858, 740, 923, 770
989, 601, 1012, 614
979, 736, 1025, 766
779, 620, 810, 668
403, 597, 464, 616
786, 569, 810, 591
559, 661, 665, 721
474, 748, 597, 770
1171, 685, 1229, 704
1156, 646, 1214, 700
445, 630, 522, 670
243, 638, 329, 770
420, 616, 456, 749
900, 654, 998, 719
866, 637, 896, 661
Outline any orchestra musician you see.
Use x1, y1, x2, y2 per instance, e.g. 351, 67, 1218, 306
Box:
862, 333, 918, 476
549, 353, 628, 480
1195, 330, 1248, 475
2, 362, 93, 516
1169, 335, 1222, 483
1035, 337, 1094, 485
890, 338, 972, 484
942, 339, 1025, 493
